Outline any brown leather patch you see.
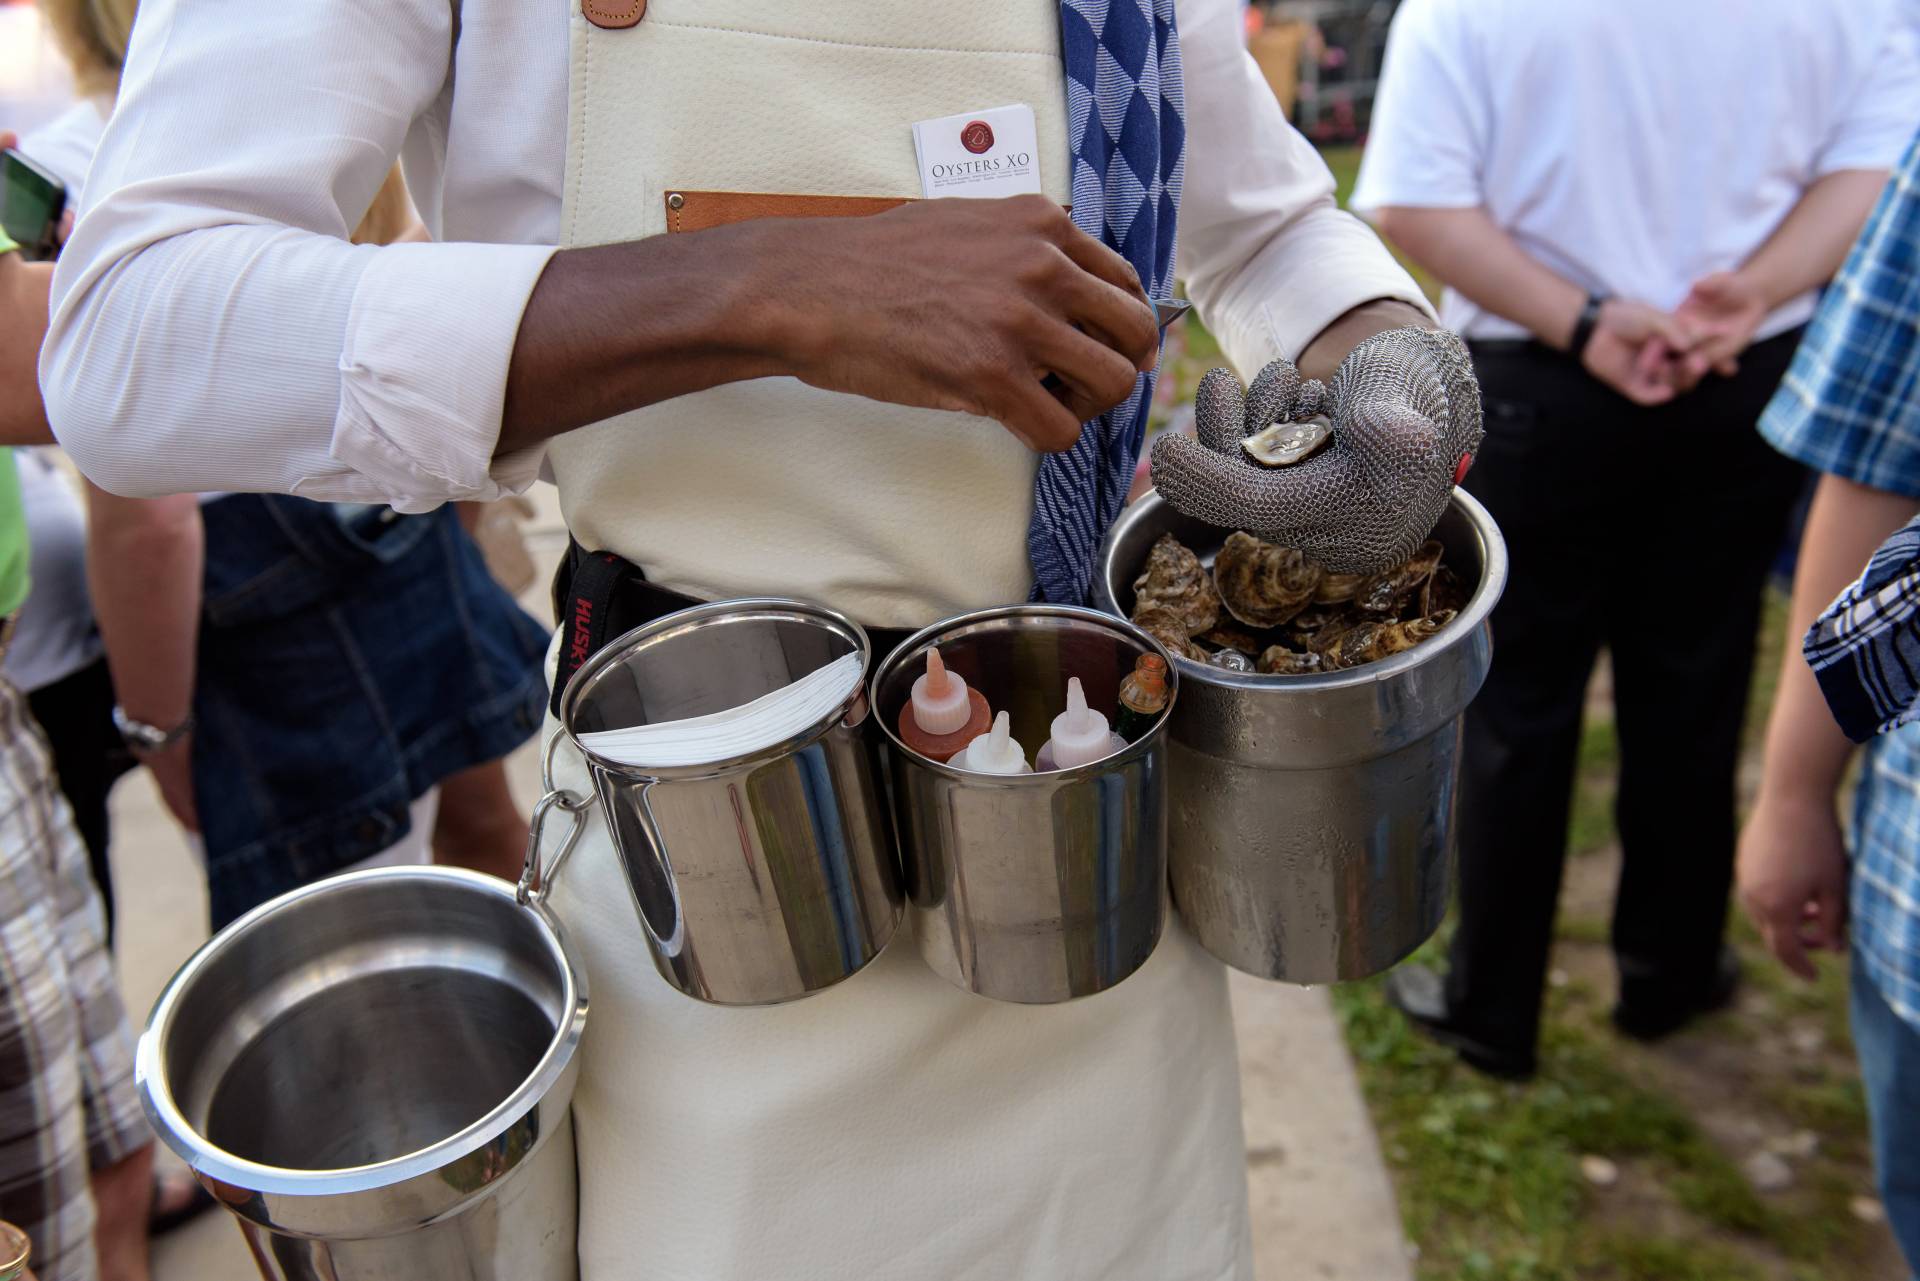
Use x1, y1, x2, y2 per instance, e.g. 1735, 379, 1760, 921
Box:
664, 190, 912, 234
582, 0, 645, 29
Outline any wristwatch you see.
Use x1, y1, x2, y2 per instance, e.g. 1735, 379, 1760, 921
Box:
1568, 292, 1609, 358
112, 705, 195, 754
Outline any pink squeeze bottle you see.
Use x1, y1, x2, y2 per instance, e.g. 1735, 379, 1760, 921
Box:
897, 647, 993, 764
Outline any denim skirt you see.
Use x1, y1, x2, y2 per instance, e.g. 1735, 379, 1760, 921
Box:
193, 495, 547, 928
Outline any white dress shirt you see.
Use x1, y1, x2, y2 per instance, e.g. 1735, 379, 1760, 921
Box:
42, 0, 1425, 512
1351, 0, 1920, 341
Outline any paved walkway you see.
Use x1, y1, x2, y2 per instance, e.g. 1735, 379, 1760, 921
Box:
114, 485, 1410, 1280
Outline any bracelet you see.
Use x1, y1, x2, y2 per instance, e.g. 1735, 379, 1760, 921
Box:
113, 705, 195, 754
1567, 292, 1608, 358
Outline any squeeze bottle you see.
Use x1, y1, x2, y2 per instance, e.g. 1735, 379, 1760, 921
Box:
1035, 677, 1126, 771
897, 647, 993, 763
950, 711, 1032, 774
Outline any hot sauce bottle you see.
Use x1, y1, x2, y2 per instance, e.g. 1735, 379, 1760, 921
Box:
1115, 653, 1170, 743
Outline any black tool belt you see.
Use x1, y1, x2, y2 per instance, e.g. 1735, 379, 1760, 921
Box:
549, 539, 918, 717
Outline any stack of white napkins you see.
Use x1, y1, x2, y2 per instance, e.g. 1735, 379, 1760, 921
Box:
578, 652, 865, 770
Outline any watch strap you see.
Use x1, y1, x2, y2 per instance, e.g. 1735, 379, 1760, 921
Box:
1568, 292, 1608, 358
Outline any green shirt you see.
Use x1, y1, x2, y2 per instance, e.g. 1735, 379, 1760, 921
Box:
0, 448, 23, 618
0, 233, 29, 615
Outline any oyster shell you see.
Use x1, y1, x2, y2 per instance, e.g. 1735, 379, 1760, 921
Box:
1327, 611, 1456, 669
1214, 531, 1324, 629
1257, 646, 1326, 676
1132, 606, 1208, 663
1313, 571, 1366, 605
1200, 623, 1264, 654
1288, 603, 1346, 636
1132, 534, 1220, 637
1357, 541, 1444, 615
1422, 565, 1469, 618
1241, 416, 1332, 468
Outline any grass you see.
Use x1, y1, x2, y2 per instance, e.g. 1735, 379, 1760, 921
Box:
1332, 583, 1894, 1277
1159, 141, 1888, 1277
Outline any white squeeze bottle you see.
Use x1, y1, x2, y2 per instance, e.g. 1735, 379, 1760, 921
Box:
1035, 677, 1127, 771
950, 711, 1032, 775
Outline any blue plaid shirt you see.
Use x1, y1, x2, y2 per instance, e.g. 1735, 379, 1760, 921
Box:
1762, 130, 1920, 1030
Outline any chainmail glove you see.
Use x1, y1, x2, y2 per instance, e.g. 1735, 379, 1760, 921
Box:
1150, 327, 1484, 575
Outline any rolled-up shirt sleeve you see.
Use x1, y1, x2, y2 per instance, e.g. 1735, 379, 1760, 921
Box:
40, 0, 553, 509
1174, 0, 1432, 381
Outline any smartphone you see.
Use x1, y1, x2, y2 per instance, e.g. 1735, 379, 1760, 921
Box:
1, 148, 67, 261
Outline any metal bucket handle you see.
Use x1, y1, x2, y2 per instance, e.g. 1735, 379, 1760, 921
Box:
518, 731, 593, 907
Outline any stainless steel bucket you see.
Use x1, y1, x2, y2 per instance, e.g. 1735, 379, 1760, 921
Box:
874, 605, 1175, 1003
1093, 491, 1508, 983
137, 866, 588, 1281
553, 598, 901, 1006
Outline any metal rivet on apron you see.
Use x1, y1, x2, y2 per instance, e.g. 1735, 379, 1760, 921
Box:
666, 193, 684, 211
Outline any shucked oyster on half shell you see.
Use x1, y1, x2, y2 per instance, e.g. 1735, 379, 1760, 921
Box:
1132, 533, 1220, 637
1214, 531, 1324, 629
1241, 415, 1333, 468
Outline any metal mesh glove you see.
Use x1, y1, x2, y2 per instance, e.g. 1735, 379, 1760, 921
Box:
1150, 328, 1484, 574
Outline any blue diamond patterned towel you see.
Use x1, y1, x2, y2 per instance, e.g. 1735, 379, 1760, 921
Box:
1029, 0, 1185, 605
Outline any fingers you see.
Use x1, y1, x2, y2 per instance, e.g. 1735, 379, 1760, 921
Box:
1802, 879, 1848, 954
1194, 367, 1249, 454
1643, 310, 1699, 353
1243, 360, 1302, 438
1151, 429, 1299, 535
1746, 889, 1818, 981
1027, 316, 1143, 424
1046, 206, 1148, 302
1046, 245, 1158, 374
1685, 271, 1740, 307
990, 369, 1088, 453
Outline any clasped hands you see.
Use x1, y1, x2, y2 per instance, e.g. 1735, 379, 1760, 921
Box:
1581, 271, 1768, 406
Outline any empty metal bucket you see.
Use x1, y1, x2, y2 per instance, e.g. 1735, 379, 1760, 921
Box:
1093, 491, 1507, 983
874, 605, 1174, 1003
137, 866, 588, 1281
556, 598, 901, 1005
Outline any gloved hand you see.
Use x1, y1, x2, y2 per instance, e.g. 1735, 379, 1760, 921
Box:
1150, 327, 1484, 574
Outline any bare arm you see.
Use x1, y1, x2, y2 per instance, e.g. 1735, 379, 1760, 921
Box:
84, 483, 204, 830
1370, 205, 1691, 405
0, 254, 54, 447
1371, 206, 1585, 349
1679, 170, 1891, 377
500, 196, 1156, 458
1740, 474, 1920, 977
1294, 298, 1435, 382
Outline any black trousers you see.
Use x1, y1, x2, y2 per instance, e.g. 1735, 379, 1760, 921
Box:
25, 657, 134, 943
1444, 330, 1809, 1060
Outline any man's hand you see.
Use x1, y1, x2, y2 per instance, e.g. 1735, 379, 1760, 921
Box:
503, 195, 1158, 458
1672, 271, 1768, 380
773, 196, 1158, 452
1582, 299, 1699, 406
1737, 789, 1849, 981
139, 737, 200, 834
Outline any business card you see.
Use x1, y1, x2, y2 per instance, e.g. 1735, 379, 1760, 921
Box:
911, 103, 1043, 200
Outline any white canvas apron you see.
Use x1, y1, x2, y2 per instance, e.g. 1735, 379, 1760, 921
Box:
542, 3, 1253, 1276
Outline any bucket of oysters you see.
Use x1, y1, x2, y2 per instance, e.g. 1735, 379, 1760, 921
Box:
1093, 489, 1508, 984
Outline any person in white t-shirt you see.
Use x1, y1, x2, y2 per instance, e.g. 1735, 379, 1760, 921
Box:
1349, 0, 1920, 1079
